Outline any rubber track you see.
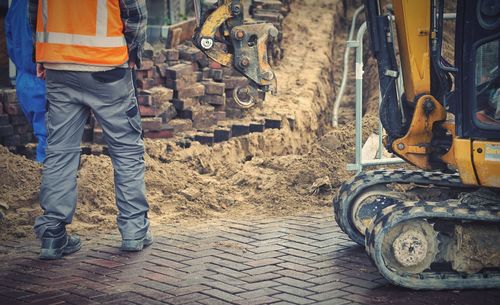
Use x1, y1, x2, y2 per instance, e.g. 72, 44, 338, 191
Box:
333, 170, 468, 245
365, 199, 500, 290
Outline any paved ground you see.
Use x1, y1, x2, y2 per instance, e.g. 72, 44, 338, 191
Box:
0, 214, 498, 305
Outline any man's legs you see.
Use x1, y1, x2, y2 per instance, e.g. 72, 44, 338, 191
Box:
81, 68, 150, 244
34, 70, 90, 239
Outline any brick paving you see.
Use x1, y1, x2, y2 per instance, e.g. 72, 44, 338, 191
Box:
0, 214, 498, 305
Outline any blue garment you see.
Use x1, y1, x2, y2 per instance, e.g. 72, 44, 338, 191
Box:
5, 0, 47, 163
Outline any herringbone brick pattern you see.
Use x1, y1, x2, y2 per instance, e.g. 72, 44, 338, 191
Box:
0, 214, 498, 305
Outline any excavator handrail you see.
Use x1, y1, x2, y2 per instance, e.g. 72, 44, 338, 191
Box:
332, 5, 365, 127
345, 12, 457, 172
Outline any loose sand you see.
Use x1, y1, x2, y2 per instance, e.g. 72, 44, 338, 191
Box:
0, 0, 381, 240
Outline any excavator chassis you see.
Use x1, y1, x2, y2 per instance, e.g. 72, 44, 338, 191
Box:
334, 170, 500, 290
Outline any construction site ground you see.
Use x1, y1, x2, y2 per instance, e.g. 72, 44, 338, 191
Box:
0, 0, 498, 304
2, 214, 500, 305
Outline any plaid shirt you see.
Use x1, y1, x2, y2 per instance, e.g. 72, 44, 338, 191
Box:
28, 0, 148, 67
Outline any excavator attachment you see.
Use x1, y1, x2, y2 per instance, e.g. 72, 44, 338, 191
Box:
193, 0, 278, 108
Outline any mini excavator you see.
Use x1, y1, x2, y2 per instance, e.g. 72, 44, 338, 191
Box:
194, 0, 500, 290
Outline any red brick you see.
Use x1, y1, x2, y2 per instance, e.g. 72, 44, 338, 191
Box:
20, 133, 34, 145
194, 133, 214, 146
159, 103, 177, 123
135, 69, 154, 80
191, 61, 200, 71
265, 118, 282, 129
143, 44, 154, 59
3, 134, 21, 146
166, 60, 180, 66
224, 76, 248, 89
0, 125, 14, 137
83, 125, 93, 143
175, 83, 205, 99
165, 64, 194, 80
179, 47, 204, 62
198, 56, 210, 69
209, 61, 222, 69
203, 81, 225, 95
136, 78, 156, 90
214, 128, 231, 143
144, 126, 174, 139
201, 94, 225, 106
190, 105, 218, 129
214, 111, 226, 121
154, 76, 163, 87
137, 94, 153, 106
139, 105, 157, 117
249, 122, 265, 133
153, 51, 167, 65
195, 71, 203, 82
231, 123, 250, 137
156, 63, 169, 79
93, 128, 105, 144
168, 119, 192, 133
5, 103, 23, 116
202, 67, 211, 80
167, 27, 182, 49
210, 69, 223, 81
165, 74, 197, 90
138, 59, 154, 71
141, 117, 163, 131
151, 88, 174, 104
9, 115, 28, 126
2, 89, 17, 104
13, 124, 31, 135
225, 107, 243, 118
172, 98, 199, 111
162, 49, 180, 61
0, 114, 9, 125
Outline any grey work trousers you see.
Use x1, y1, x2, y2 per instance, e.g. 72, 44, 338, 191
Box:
34, 68, 149, 240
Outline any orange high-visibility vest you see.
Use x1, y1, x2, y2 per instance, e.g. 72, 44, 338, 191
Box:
36, 0, 129, 66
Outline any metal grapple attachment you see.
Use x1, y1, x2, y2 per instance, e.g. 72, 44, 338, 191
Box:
193, 0, 278, 106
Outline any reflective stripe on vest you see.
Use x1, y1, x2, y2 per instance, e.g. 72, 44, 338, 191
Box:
36, 0, 128, 66
36, 32, 126, 48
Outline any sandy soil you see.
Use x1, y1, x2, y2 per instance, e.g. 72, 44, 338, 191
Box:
0, 0, 381, 240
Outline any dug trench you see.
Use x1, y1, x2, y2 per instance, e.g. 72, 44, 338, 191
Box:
0, 0, 380, 241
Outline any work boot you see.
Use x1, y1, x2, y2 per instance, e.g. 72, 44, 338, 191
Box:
121, 230, 153, 252
39, 224, 81, 260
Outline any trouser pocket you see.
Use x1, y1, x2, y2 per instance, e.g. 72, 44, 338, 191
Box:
126, 102, 143, 136
91, 68, 128, 83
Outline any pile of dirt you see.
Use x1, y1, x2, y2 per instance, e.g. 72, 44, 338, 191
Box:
0, 146, 41, 238
0, 0, 382, 240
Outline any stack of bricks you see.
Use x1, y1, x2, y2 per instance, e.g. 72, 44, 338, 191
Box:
250, 0, 291, 65
132, 40, 259, 135
0, 89, 34, 148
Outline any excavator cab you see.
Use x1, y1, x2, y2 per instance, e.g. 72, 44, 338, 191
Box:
457, 0, 500, 133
